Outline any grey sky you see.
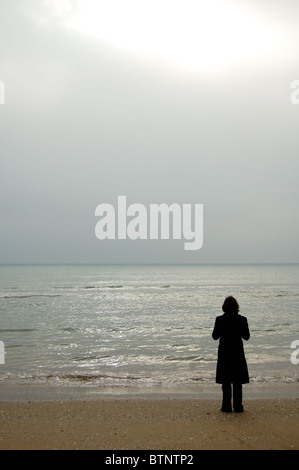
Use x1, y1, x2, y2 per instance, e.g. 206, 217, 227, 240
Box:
0, 0, 298, 264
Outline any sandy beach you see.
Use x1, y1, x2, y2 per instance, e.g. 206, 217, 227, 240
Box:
0, 397, 298, 450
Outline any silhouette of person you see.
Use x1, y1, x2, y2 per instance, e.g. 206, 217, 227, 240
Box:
212, 296, 250, 412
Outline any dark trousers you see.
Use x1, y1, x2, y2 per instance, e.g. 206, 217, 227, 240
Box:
221, 382, 243, 411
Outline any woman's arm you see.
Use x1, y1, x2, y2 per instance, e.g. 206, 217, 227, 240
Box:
241, 317, 250, 341
212, 317, 221, 340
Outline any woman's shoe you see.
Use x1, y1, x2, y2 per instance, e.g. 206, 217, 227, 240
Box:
234, 405, 244, 412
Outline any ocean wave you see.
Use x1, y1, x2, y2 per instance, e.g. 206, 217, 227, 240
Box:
84, 285, 123, 289
0, 328, 36, 332
0, 294, 61, 299
55, 284, 173, 290
164, 355, 204, 362
54, 373, 146, 381
252, 290, 299, 298
1, 284, 176, 296
0, 371, 297, 389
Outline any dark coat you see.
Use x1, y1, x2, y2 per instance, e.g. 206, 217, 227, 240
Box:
212, 313, 250, 384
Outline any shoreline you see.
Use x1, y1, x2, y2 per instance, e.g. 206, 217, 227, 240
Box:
0, 396, 298, 450
0, 381, 298, 402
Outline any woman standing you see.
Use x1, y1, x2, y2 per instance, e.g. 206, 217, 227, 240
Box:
212, 296, 250, 412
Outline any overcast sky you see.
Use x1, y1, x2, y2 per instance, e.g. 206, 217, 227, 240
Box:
0, 0, 298, 264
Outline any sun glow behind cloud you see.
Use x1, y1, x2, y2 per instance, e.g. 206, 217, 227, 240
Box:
65, 0, 275, 72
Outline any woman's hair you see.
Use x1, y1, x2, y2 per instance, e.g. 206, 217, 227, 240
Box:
222, 296, 239, 314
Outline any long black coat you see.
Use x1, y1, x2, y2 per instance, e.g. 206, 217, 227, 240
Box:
212, 313, 250, 384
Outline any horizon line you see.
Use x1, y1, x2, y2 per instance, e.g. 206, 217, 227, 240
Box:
1, 262, 298, 267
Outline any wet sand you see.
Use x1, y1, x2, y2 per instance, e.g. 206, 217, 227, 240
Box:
0, 398, 298, 450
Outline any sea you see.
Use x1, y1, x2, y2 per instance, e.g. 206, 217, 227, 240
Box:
0, 264, 298, 400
